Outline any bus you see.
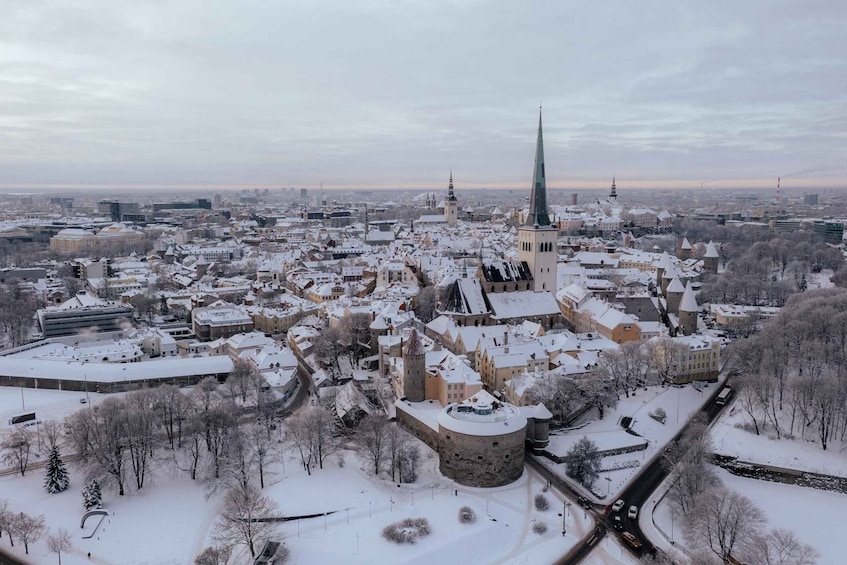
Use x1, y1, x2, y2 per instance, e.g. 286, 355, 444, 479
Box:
716, 386, 732, 405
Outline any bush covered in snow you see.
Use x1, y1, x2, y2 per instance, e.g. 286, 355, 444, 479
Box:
458, 506, 476, 524
532, 521, 548, 535
534, 494, 550, 511
382, 517, 432, 544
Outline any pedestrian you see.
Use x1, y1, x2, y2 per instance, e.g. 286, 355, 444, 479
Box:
87, 553, 91, 559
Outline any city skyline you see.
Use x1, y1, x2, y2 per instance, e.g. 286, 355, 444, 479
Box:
2, 1, 846, 190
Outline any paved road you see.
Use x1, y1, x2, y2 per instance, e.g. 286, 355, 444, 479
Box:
606, 381, 732, 560
530, 380, 733, 565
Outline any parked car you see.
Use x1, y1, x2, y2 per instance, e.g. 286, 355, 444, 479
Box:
628, 505, 639, 519
611, 499, 625, 512
622, 532, 642, 549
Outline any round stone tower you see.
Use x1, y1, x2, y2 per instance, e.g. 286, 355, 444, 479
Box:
402, 328, 426, 402
437, 391, 526, 487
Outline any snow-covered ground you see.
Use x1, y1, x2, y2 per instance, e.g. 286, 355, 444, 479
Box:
711, 397, 847, 477
0, 387, 637, 565
539, 382, 718, 501
650, 467, 842, 564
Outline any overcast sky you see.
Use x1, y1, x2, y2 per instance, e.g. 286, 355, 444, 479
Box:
1, 0, 845, 191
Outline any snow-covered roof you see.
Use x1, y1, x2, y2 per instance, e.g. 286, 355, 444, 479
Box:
436, 390, 527, 437
680, 282, 698, 312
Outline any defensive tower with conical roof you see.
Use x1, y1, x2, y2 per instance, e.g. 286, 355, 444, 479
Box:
445, 171, 458, 226
402, 328, 426, 401
703, 241, 720, 274
517, 110, 558, 292
678, 282, 698, 336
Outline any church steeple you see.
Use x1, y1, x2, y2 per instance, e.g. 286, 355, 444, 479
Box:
447, 170, 457, 202
610, 175, 617, 200
444, 170, 458, 226
525, 109, 551, 227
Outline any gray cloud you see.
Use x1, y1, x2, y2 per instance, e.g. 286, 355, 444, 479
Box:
0, 0, 845, 189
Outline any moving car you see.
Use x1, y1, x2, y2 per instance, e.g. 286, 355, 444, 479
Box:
628, 505, 639, 519
611, 499, 625, 512
622, 531, 642, 549
612, 515, 623, 531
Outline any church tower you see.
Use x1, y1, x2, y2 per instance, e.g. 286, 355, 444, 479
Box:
610, 175, 618, 202
402, 328, 426, 402
517, 110, 558, 293
444, 171, 458, 227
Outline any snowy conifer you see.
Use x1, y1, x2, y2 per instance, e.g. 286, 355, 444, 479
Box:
43, 446, 69, 494
82, 479, 102, 510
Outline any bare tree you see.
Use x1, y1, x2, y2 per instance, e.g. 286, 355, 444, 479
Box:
125, 389, 157, 490
248, 422, 274, 489
358, 416, 388, 476
153, 384, 190, 449
313, 326, 345, 380
647, 337, 689, 385
0, 499, 13, 546
195, 545, 232, 565
285, 412, 313, 475
10, 512, 46, 555
739, 527, 819, 565
665, 415, 720, 518
47, 527, 72, 565
686, 488, 765, 563
225, 359, 260, 404
67, 396, 128, 495
384, 423, 412, 482
1, 428, 33, 477
304, 406, 337, 470
214, 484, 281, 558
204, 404, 238, 481
414, 286, 438, 323
40, 420, 64, 453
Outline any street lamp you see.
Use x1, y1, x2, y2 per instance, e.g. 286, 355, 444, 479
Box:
562, 501, 571, 536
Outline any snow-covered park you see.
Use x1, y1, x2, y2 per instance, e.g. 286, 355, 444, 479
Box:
649, 466, 841, 564
537, 381, 719, 501
0, 387, 641, 565
711, 397, 847, 477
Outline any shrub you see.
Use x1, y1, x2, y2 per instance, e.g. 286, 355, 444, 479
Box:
458, 506, 476, 524
532, 521, 548, 535
534, 494, 550, 511
382, 517, 432, 544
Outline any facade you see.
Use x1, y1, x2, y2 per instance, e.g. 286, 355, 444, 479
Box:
192, 301, 254, 341
37, 293, 133, 338
813, 220, 844, 244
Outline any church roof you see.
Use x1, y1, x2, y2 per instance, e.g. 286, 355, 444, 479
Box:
479, 260, 533, 284
441, 278, 492, 316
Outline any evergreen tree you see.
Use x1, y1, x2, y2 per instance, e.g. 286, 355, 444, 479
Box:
82, 479, 102, 510
43, 446, 69, 494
